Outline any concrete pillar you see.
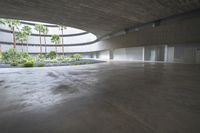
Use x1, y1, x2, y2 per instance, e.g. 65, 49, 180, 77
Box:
196, 48, 200, 64
142, 47, 145, 61
109, 49, 114, 60
164, 45, 168, 62
168, 47, 174, 63
96, 52, 99, 59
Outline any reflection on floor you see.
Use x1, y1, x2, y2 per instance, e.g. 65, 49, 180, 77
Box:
0, 62, 199, 133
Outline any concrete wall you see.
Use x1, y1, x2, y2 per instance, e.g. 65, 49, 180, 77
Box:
94, 45, 200, 64
167, 46, 200, 64
144, 45, 165, 61
167, 47, 175, 63
113, 47, 143, 61
81, 53, 92, 58
196, 48, 200, 64
97, 50, 110, 60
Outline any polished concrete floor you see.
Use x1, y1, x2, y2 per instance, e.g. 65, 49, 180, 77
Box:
0, 62, 199, 133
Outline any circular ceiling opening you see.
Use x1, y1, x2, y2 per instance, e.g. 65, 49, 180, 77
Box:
0, 19, 97, 50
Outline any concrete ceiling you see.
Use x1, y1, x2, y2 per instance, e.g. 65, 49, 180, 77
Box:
0, 0, 199, 38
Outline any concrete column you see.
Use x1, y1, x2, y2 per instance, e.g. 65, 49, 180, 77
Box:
96, 52, 99, 59
109, 49, 114, 60
168, 47, 174, 63
93, 52, 97, 59
196, 48, 200, 64
142, 47, 145, 61
164, 45, 168, 62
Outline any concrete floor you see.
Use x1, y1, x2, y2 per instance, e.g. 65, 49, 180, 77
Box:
0, 62, 199, 133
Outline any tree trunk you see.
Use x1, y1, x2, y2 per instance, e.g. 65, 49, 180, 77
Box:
26, 40, 28, 53
62, 28, 64, 56
39, 31, 42, 54
44, 36, 47, 54
21, 41, 24, 52
55, 44, 57, 53
13, 28, 16, 49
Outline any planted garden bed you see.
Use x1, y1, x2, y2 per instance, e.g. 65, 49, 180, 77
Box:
0, 49, 105, 68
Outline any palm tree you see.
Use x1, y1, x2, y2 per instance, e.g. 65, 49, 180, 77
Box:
16, 31, 26, 52
0, 19, 5, 23
51, 35, 60, 54
0, 19, 6, 53
4, 19, 21, 49
59, 25, 67, 56
42, 26, 49, 54
22, 26, 32, 52
0, 19, 6, 25
35, 24, 44, 53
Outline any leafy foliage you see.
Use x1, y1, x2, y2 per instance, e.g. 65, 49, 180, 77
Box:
42, 26, 49, 35
34, 24, 45, 33
37, 63, 45, 67
47, 51, 56, 59
2, 48, 20, 63
16, 31, 27, 43
38, 54, 46, 59
51, 34, 61, 44
34, 24, 48, 37
20, 52, 30, 59
23, 60, 35, 67
1, 48, 32, 64
10, 61, 18, 66
1, 19, 21, 48
16, 26, 32, 44
4, 19, 21, 30
0, 49, 91, 68
0, 19, 6, 25
59, 25, 67, 31
22, 26, 32, 36
49, 59, 57, 64
0, 52, 2, 61
71, 54, 82, 61
57, 56, 70, 63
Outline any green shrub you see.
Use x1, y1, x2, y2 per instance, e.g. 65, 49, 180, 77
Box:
73, 62, 81, 65
47, 51, 56, 59
1, 49, 33, 65
38, 54, 46, 59
10, 61, 18, 66
20, 58, 28, 64
20, 57, 35, 64
57, 55, 65, 60
2, 48, 20, 63
49, 59, 57, 64
71, 54, 82, 61
0, 53, 2, 60
86, 61, 92, 64
20, 52, 30, 59
61, 59, 68, 63
68, 58, 76, 62
23, 60, 35, 67
57, 56, 70, 63
0, 53, 3, 63
37, 63, 45, 67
